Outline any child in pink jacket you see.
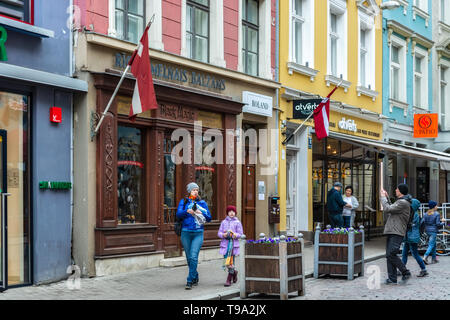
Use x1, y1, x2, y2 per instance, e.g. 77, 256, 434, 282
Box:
218, 205, 243, 287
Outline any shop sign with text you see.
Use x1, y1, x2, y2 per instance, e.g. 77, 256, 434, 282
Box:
293, 99, 322, 119
242, 91, 273, 117
414, 113, 438, 138
115, 53, 226, 91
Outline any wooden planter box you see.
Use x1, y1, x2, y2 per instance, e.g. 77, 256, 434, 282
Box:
314, 226, 365, 280
239, 234, 305, 300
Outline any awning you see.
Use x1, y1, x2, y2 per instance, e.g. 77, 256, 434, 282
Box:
329, 132, 450, 163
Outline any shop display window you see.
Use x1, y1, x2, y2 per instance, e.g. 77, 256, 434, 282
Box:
117, 125, 144, 224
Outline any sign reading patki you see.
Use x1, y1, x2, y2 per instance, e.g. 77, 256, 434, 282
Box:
414, 113, 438, 138
293, 99, 322, 119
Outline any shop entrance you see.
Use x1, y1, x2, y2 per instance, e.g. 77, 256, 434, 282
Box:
312, 136, 378, 232
0, 91, 31, 289
286, 151, 297, 236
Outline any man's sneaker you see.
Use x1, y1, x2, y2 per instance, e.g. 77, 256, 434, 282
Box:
432, 259, 439, 264
418, 270, 428, 277
401, 272, 411, 282
385, 279, 397, 285
192, 278, 199, 286
185, 282, 193, 290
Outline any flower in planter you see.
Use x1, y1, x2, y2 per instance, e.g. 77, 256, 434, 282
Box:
321, 228, 360, 235
247, 237, 301, 244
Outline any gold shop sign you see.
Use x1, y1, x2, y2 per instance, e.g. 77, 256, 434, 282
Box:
197, 110, 223, 129
117, 95, 152, 119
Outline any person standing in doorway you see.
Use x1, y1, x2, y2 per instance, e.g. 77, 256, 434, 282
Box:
327, 182, 351, 228
342, 186, 359, 228
380, 184, 412, 284
401, 198, 428, 277
176, 182, 212, 290
422, 200, 445, 265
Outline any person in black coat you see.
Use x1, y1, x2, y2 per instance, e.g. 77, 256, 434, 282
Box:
327, 182, 351, 228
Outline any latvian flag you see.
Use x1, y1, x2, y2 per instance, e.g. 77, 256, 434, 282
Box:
128, 24, 158, 120
313, 86, 339, 141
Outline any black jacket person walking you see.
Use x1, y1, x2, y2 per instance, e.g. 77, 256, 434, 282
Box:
380, 184, 412, 284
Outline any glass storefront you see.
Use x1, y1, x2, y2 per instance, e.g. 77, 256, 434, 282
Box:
312, 136, 377, 229
0, 91, 31, 286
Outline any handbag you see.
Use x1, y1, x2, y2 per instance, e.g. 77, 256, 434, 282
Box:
174, 198, 189, 236
174, 218, 182, 236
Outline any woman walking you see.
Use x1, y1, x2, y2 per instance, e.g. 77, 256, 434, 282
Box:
176, 182, 212, 290
401, 198, 428, 277
342, 186, 359, 228
422, 200, 445, 264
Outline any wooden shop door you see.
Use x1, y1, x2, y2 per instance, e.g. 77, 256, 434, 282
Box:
242, 163, 256, 241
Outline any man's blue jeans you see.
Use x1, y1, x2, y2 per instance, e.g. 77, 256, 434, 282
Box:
343, 216, 351, 228
181, 231, 204, 283
424, 232, 437, 259
402, 242, 426, 270
329, 214, 344, 228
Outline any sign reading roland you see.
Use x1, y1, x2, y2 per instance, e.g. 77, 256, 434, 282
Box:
242, 91, 273, 118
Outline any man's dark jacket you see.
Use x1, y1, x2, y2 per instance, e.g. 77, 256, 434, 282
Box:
327, 188, 346, 215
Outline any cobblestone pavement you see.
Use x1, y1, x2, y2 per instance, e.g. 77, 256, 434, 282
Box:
293, 255, 450, 300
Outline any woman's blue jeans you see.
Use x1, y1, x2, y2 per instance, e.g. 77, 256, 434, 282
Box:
343, 216, 351, 228
181, 231, 204, 283
402, 242, 426, 271
424, 232, 437, 259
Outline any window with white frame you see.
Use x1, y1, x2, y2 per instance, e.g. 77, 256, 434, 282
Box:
0, 0, 32, 23
290, 0, 314, 68
292, 0, 304, 65
186, 0, 209, 63
414, 0, 427, 12
242, 0, 259, 76
441, 0, 450, 24
115, 0, 145, 44
441, 65, 449, 124
360, 29, 367, 87
328, 0, 347, 80
413, 48, 428, 109
390, 38, 406, 103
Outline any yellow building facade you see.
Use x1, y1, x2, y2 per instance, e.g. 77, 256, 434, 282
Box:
278, 0, 385, 239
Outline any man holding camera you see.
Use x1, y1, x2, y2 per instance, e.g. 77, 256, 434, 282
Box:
380, 183, 412, 284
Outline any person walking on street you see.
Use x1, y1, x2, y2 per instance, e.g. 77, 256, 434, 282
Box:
401, 198, 428, 277
327, 182, 352, 228
422, 200, 445, 265
176, 182, 212, 290
218, 205, 243, 287
380, 184, 412, 284
342, 186, 359, 228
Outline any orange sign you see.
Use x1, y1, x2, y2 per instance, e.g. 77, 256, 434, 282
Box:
413, 113, 438, 138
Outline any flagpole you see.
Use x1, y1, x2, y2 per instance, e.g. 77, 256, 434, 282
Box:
93, 14, 155, 137
282, 79, 344, 146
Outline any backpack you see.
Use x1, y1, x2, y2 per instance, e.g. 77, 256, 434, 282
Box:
174, 198, 189, 236
405, 198, 415, 232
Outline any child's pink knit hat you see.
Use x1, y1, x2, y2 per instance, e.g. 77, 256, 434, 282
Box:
226, 205, 236, 214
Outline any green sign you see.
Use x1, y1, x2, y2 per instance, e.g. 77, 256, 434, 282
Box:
39, 181, 72, 190
0, 26, 7, 61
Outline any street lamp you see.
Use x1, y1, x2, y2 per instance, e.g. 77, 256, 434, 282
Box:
379, 1, 401, 10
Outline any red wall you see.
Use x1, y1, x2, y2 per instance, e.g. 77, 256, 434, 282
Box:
162, 0, 182, 55
224, 0, 239, 71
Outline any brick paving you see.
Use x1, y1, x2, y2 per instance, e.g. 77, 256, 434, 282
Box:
293, 255, 450, 300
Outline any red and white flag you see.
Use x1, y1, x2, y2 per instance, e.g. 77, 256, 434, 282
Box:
313, 86, 339, 141
128, 25, 158, 120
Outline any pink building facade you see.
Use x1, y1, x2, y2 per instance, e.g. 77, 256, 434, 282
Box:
73, 0, 277, 79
